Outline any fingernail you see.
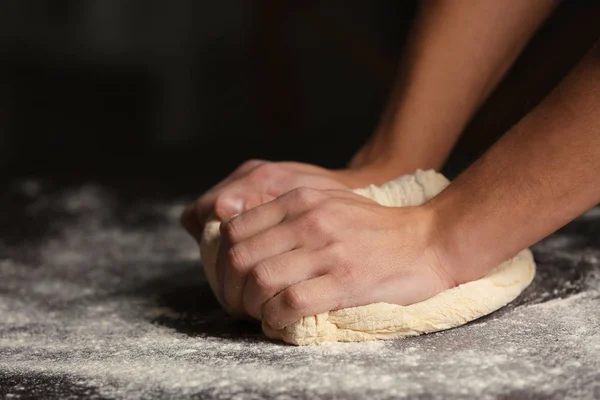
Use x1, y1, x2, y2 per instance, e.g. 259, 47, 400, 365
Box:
217, 197, 244, 218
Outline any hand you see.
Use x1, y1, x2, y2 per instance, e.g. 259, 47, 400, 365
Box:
180, 160, 375, 242
216, 187, 456, 330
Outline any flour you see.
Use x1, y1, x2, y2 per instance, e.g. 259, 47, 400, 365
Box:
0, 182, 599, 399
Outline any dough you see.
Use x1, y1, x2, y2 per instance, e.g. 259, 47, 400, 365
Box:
200, 169, 536, 345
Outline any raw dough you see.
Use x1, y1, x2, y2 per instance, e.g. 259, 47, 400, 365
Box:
200, 169, 536, 345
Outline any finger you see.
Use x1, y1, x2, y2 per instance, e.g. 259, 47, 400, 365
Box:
214, 190, 277, 221
194, 184, 245, 228
226, 220, 300, 266
242, 250, 325, 320
262, 274, 342, 330
222, 187, 324, 243
188, 177, 253, 231
179, 190, 231, 240
183, 160, 268, 234
221, 223, 300, 314
180, 202, 204, 241
211, 160, 274, 220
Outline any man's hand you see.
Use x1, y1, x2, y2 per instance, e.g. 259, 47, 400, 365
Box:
180, 160, 376, 242
216, 187, 455, 330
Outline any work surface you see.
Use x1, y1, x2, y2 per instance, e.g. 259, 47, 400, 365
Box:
0, 179, 599, 399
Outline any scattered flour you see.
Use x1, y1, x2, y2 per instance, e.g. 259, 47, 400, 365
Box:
0, 183, 599, 399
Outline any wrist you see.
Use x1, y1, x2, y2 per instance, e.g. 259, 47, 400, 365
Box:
338, 145, 429, 187
424, 189, 501, 286
407, 204, 461, 289
347, 130, 450, 186
332, 164, 412, 188
348, 135, 415, 180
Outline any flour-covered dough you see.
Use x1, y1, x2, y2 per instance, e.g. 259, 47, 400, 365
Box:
200, 169, 536, 345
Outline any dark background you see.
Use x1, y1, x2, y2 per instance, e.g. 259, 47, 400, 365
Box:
0, 1, 598, 193
0, 5, 598, 397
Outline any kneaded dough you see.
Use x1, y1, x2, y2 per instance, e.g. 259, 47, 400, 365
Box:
200, 169, 536, 345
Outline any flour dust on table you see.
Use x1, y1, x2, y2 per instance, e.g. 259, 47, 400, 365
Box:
0, 180, 599, 399
201, 170, 536, 345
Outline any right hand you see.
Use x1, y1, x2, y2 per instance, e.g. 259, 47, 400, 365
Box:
214, 187, 456, 327
180, 160, 372, 242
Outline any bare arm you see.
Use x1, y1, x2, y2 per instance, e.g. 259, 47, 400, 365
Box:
215, 44, 600, 327
347, 0, 559, 184
430, 41, 600, 284
182, 1, 559, 234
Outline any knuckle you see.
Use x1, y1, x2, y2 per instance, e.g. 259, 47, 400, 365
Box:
291, 187, 319, 207
327, 243, 347, 264
250, 263, 274, 292
283, 287, 309, 311
227, 244, 249, 271
223, 218, 243, 243
249, 162, 276, 181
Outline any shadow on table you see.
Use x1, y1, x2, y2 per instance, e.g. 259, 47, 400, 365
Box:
137, 261, 263, 340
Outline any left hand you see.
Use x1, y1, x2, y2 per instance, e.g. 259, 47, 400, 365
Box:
216, 187, 456, 330
180, 160, 374, 243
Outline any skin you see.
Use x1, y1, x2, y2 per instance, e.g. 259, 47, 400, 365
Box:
218, 41, 599, 329
181, 0, 558, 235
349, 0, 559, 176
216, 189, 449, 327
430, 41, 600, 285
180, 160, 367, 241
182, 1, 599, 330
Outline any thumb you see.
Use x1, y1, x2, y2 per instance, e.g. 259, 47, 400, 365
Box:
215, 195, 244, 221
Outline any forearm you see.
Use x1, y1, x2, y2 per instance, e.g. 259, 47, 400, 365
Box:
430, 42, 600, 284
349, 0, 558, 182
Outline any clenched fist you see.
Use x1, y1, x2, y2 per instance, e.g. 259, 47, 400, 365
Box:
215, 187, 456, 330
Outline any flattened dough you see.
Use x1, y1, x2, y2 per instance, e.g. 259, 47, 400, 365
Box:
201, 169, 536, 345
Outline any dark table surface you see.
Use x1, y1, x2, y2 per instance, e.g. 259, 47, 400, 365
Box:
0, 178, 599, 399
